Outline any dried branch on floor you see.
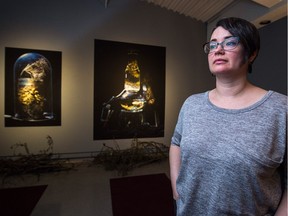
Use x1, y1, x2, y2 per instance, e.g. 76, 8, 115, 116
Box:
93, 138, 169, 176
0, 136, 74, 184
0, 136, 168, 184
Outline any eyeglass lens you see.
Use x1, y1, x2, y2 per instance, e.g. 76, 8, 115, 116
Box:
204, 37, 239, 54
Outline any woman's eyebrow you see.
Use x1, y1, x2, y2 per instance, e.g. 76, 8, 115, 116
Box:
210, 35, 234, 42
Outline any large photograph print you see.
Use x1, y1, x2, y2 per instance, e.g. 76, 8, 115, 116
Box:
94, 39, 165, 140
5, 47, 61, 127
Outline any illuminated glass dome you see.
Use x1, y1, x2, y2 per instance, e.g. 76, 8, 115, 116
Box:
13, 53, 54, 121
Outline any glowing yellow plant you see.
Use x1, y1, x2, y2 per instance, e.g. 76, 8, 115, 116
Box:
18, 85, 44, 105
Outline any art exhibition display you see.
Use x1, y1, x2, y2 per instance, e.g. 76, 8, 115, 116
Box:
5, 47, 61, 127
94, 39, 166, 140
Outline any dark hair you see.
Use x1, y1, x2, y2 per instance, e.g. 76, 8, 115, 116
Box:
212, 17, 260, 73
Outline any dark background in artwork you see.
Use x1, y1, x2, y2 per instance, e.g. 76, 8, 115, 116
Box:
94, 39, 166, 140
4, 47, 62, 127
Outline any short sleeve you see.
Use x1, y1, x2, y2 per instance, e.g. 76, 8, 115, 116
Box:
171, 106, 184, 146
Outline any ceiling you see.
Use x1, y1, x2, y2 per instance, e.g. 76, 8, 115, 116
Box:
141, 0, 287, 26
143, 0, 235, 23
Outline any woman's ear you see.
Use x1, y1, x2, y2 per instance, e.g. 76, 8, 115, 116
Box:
249, 51, 258, 63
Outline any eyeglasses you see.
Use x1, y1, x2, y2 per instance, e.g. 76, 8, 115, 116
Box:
203, 36, 240, 54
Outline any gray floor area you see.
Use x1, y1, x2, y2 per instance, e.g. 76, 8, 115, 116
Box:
2, 159, 170, 216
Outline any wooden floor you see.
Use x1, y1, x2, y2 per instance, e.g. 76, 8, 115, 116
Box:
1, 159, 170, 216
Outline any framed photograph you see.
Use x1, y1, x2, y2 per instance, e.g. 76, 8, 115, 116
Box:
94, 39, 166, 140
4, 47, 61, 127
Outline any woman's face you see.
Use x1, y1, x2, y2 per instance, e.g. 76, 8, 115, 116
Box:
208, 26, 246, 76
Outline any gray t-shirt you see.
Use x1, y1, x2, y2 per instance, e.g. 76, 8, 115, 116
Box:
171, 91, 287, 216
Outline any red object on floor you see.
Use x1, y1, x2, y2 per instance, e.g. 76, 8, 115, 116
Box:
0, 185, 47, 216
110, 173, 175, 216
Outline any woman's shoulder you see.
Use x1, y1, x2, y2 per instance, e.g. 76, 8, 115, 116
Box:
184, 91, 208, 104
181, 91, 208, 110
185, 91, 208, 102
269, 91, 287, 104
264, 91, 287, 112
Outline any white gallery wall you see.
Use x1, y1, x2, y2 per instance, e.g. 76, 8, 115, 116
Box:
0, 0, 215, 156
0, 0, 286, 157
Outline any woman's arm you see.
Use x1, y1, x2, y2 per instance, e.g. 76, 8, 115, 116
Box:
169, 144, 181, 200
275, 190, 287, 216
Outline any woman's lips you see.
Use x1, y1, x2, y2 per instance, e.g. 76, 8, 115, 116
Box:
213, 59, 227, 64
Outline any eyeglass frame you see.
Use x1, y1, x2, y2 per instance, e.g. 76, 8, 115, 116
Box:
203, 36, 240, 54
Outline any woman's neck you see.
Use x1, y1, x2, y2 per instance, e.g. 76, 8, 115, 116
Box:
215, 76, 248, 95
209, 78, 267, 109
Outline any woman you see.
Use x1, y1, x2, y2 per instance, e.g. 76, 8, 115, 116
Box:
170, 17, 287, 216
